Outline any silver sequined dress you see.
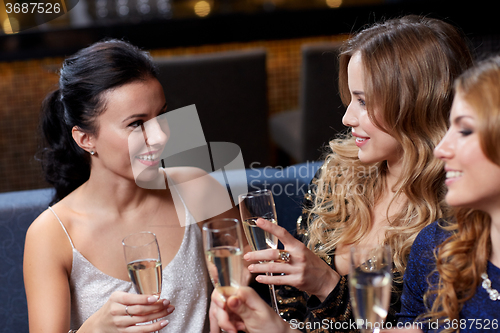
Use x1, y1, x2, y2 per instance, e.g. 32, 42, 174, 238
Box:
48, 185, 210, 332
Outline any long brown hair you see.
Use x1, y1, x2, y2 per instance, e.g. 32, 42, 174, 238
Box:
307, 16, 473, 282
425, 56, 500, 331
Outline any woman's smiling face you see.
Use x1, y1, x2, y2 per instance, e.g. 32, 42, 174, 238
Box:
91, 78, 169, 183
342, 52, 402, 166
434, 91, 500, 212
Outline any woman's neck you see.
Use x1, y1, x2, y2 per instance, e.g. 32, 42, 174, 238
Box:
385, 157, 403, 192
79, 169, 158, 215
488, 210, 500, 268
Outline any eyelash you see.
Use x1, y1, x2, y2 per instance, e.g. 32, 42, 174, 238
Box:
128, 109, 168, 128
459, 129, 472, 136
128, 120, 143, 128
357, 98, 366, 107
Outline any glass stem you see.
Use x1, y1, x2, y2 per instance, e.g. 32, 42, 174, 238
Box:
266, 272, 280, 315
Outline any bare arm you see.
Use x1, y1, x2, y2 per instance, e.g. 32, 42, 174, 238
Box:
24, 210, 73, 333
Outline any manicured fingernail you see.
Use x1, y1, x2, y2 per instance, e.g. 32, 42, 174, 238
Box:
163, 299, 170, 306
243, 253, 250, 260
248, 264, 254, 271
256, 275, 262, 282
148, 296, 158, 303
167, 306, 175, 314
160, 320, 169, 327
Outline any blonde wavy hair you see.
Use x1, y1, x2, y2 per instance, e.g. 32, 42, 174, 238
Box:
307, 16, 473, 282
424, 56, 500, 331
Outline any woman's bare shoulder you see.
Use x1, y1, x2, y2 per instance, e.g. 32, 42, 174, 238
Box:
25, 205, 73, 268
28, 207, 62, 238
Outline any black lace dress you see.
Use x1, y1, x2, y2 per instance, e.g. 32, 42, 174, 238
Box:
276, 172, 402, 333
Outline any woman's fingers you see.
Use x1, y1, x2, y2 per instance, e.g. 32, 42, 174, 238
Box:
112, 302, 174, 328
255, 218, 298, 246
225, 287, 289, 333
130, 304, 173, 323
112, 291, 161, 306
209, 290, 240, 333
244, 248, 281, 262
108, 291, 175, 330
248, 261, 295, 275
209, 303, 221, 333
211, 289, 226, 308
254, 273, 294, 286
115, 300, 172, 318
123, 299, 173, 316
125, 318, 170, 332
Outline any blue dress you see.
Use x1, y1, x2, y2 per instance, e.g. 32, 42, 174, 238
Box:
398, 220, 500, 332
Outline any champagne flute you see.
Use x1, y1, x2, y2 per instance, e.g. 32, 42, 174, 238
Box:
349, 245, 392, 333
123, 231, 162, 332
203, 218, 244, 300
238, 189, 280, 315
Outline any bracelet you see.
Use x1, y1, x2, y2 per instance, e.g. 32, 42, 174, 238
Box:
68, 330, 78, 333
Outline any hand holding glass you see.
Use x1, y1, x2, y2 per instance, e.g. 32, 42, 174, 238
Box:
238, 189, 280, 315
123, 231, 162, 297
123, 231, 163, 332
203, 218, 244, 300
349, 245, 392, 333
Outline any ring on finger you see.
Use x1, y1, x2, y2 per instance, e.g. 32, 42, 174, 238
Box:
125, 305, 133, 317
277, 250, 291, 263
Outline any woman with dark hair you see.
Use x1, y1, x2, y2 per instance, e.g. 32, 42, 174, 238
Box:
24, 39, 235, 333
209, 15, 473, 333
398, 56, 500, 332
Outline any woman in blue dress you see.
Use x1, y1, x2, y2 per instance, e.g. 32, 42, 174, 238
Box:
398, 56, 500, 332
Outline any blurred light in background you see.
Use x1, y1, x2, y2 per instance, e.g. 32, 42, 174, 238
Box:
2, 17, 18, 34
326, 0, 342, 8
194, 0, 210, 17
137, 0, 151, 15
117, 0, 130, 16
157, 0, 171, 15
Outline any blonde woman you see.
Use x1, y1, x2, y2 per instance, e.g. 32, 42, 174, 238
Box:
210, 15, 472, 333
399, 56, 500, 332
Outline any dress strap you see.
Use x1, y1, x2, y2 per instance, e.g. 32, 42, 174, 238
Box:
48, 206, 75, 249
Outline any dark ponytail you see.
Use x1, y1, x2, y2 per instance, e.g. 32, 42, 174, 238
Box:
38, 39, 158, 204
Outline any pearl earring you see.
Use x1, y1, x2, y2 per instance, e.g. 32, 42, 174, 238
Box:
90, 150, 95, 155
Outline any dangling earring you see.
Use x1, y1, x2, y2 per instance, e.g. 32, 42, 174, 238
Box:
90, 150, 95, 156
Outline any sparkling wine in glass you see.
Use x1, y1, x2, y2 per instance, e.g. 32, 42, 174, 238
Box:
238, 189, 280, 315
123, 231, 162, 332
349, 245, 392, 333
203, 218, 244, 300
